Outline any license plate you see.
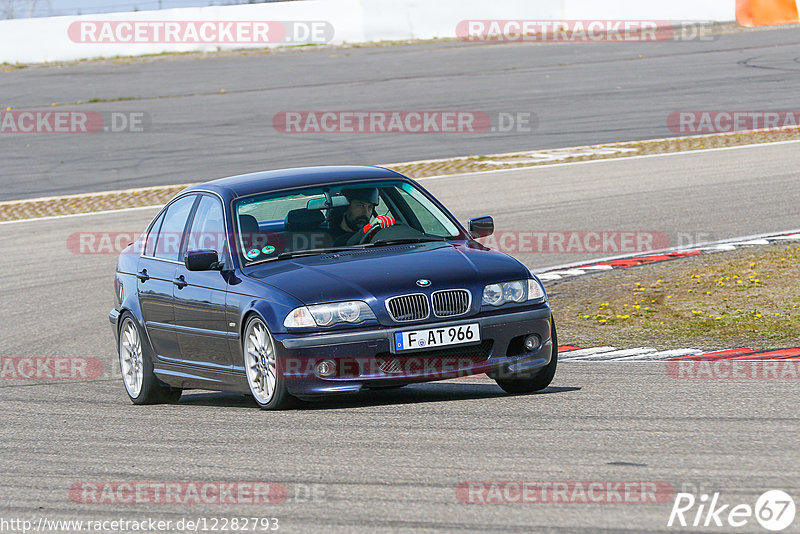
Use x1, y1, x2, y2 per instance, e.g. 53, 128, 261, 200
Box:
393, 324, 480, 352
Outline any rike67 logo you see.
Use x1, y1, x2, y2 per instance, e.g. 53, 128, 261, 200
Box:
668, 490, 795, 531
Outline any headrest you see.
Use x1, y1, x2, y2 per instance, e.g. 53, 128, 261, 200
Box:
239, 214, 260, 234
285, 209, 325, 231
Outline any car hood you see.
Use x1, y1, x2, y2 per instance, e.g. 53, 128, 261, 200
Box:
244, 241, 530, 305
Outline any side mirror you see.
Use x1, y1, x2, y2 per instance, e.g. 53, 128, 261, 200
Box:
185, 250, 220, 271
468, 216, 494, 238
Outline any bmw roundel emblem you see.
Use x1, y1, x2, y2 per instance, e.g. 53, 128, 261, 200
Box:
416, 279, 431, 287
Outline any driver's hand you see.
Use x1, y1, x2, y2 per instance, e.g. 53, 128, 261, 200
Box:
376, 215, 395, 229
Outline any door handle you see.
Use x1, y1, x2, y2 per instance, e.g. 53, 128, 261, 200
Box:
173, 275, 187, 289
136, 269, 149, 281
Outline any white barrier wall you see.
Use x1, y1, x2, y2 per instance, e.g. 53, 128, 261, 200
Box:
0, 0, 736, 64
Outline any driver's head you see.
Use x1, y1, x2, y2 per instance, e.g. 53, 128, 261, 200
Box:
342, 187, 379, 230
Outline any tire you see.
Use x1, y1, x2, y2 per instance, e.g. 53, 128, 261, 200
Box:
243, 315, 295, 410
118, 313, 182, 405
495, 317, 558, 395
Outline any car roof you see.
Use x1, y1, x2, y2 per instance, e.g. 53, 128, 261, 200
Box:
183, 165, 408, 199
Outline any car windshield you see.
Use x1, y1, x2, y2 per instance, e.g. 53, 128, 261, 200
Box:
234, 180, 464, 265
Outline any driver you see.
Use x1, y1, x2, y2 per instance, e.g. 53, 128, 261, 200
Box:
330, 187, 395, 246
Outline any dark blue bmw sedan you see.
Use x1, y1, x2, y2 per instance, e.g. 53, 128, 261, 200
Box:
110, 166, 557, 409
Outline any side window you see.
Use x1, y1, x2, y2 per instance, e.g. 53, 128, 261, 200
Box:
154, 195, 197, 261
184, 195, 225, 259
144, 210, 166, 257
394, 187, 450, 235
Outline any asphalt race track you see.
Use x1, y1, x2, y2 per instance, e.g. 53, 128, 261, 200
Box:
1, 145, 799, 532
4, 26, 800, 199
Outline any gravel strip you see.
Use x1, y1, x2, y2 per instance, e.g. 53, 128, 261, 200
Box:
548, 241, 800, 350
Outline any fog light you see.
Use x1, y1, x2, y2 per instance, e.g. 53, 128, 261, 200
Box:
524, 334, 541, 352
315, 360, 336, 378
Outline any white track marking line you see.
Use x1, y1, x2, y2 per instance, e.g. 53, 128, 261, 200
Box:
417, 139, 800, 182
540, 269, 588, 276
538, 274, 563, 281
568, 347, 658, 361
612, 349, 704, 361
558, 346, 617, 358
697, 244, 738, 251
729, 239, 771, 246
0, 204, 161, 225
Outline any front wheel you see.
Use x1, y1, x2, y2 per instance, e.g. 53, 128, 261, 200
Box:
118, 313, 181, 404
243, 316, 295, 410
495, 318, 558, 395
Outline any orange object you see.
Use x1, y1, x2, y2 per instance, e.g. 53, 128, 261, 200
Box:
737, 0, 799, 26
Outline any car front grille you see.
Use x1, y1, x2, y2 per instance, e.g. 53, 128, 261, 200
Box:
385, 293, 429, 322
375, 340, 494, 375
431, 289, 471, 317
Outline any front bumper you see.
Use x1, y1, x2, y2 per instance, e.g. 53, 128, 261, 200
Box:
273, 305, 553, 397
109, 308, 120, 340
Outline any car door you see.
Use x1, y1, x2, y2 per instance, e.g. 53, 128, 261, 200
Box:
172, 194, 234, 369
137, 194, 198, 362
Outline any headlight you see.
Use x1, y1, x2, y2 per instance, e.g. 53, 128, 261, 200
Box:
482, 279, 546, 307
503, 280, 526, 303
283, 301, 375, 328
482, 283, 503, 306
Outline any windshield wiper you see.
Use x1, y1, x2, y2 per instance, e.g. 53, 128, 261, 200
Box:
366, 237, 448, 247
275, 246, 367, 260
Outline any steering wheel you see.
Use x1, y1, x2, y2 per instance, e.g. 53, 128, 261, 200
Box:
358, 221, 384, 244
